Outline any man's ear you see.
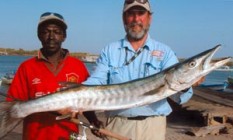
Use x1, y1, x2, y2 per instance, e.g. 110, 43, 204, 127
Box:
61, 36, 66, 42
38, 34, 42, 42
148, 12, 152, 24
122, 13, 126, 25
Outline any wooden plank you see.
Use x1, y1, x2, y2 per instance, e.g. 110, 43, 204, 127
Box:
193, 87, 233, 108
188, 124, 226, 137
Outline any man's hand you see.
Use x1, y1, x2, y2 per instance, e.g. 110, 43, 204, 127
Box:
83, 111, 105, 138
90, 119, 105, 138
56, 110, 80, 120
57, 108, 72, 115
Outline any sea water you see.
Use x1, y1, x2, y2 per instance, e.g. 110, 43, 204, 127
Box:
0, 55, 31, 77
0, 55, 97, 94
0, 55, 232, 94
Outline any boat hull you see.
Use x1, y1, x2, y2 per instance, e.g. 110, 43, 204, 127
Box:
1, 77, 12, 85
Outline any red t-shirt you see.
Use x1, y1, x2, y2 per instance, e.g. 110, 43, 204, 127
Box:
7, 54, 89, 140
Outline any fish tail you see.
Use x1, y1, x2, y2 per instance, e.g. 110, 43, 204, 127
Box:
0, 101, 23, 139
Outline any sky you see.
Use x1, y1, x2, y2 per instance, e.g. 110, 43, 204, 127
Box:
0, 0, 232, 58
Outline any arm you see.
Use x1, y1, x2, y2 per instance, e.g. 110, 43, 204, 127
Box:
83, 111, 103, 127
83, 47, 110, 85
83, 111, 104, 138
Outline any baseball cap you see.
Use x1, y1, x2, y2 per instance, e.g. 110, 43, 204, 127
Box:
123, 0, 152, 13
38, 12, 67, 30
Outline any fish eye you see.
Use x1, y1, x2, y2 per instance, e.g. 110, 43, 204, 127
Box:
189, 61, 196, 68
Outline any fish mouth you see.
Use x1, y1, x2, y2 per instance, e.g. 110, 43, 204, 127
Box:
202, 44, 232, 72
170, 44, 232, 91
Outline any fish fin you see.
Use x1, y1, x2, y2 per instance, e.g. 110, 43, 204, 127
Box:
0, 101, 23, 139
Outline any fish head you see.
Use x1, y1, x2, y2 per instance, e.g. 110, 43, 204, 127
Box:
166, 45, 232, 91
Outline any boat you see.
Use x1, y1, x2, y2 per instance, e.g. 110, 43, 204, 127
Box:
1, 71, 15, 85
200, 81, 228, 91
0, 79, 2, 86
214, 66, 233, 71
227, 76, 233, 88
79, 54, 98, 63
0, 49, 8, 55
228, 76, 233, 84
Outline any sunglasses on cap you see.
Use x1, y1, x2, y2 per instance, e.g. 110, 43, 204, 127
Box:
40, 12, 64, 20
125, 0, 148, 4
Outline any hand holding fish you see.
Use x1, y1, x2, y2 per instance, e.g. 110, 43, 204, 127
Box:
57, 109, 75, 116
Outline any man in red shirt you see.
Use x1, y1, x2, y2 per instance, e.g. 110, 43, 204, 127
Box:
7, 12, 101, 140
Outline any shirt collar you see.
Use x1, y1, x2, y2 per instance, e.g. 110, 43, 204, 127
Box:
37, 48, 69, 61
122, 34, 153, 51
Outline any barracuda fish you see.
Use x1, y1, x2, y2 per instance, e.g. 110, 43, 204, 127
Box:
0, 45, 232, 138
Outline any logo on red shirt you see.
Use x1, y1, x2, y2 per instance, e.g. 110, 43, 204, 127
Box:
32, 78, 41, 85
66, 73, 79, 83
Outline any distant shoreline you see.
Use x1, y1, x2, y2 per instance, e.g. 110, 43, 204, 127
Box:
1, 48, 232, 66
0, 47, 98, 59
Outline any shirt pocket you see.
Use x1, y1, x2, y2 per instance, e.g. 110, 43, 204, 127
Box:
144, 61, 162, 77
109, 66, 128, 84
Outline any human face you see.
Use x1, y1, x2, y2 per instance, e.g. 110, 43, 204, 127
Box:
123, 7, 151, 41
38, 24, 65, 55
